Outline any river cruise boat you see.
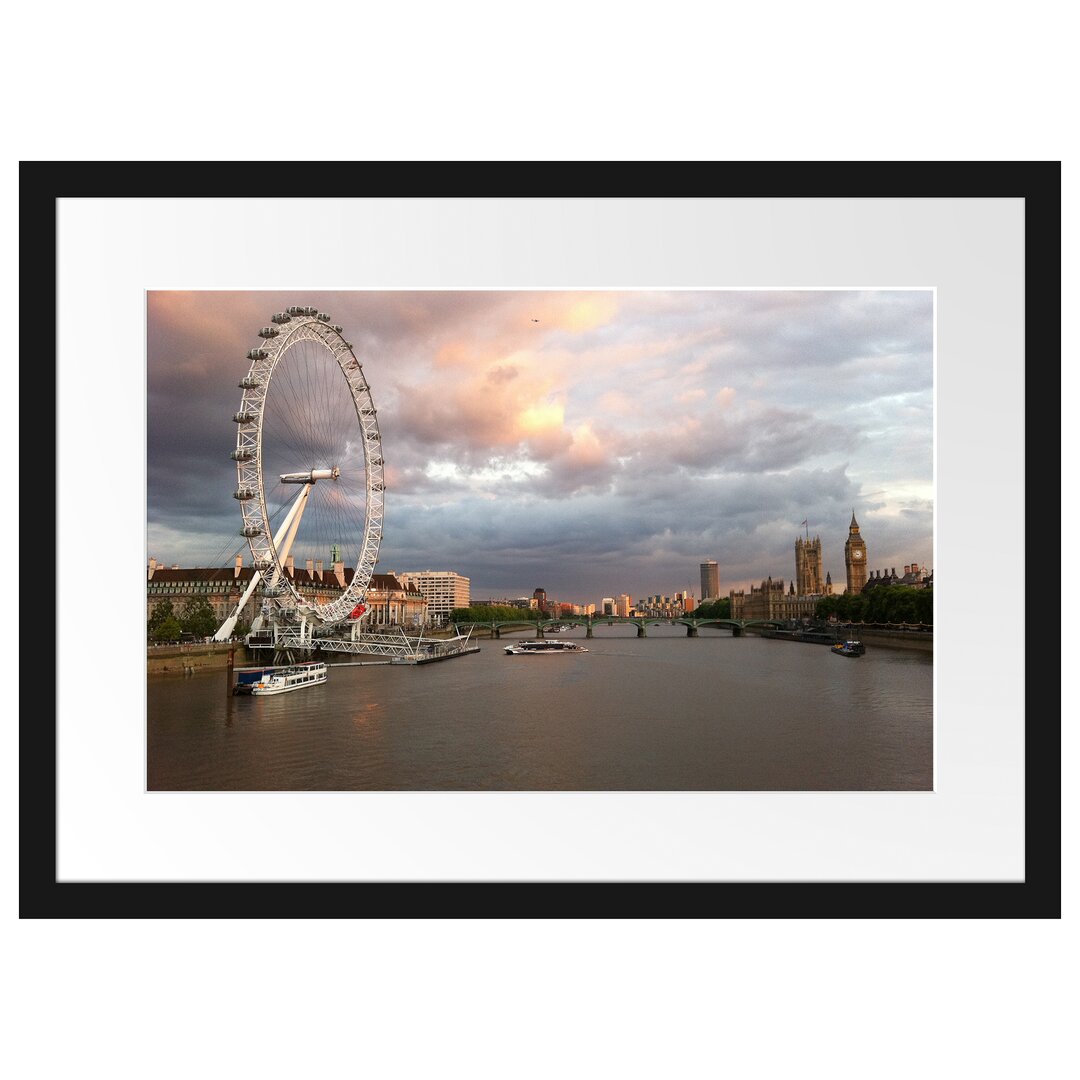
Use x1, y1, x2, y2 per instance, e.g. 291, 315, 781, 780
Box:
831, 640, 866, 658
504, 640, 588, 655
233, 661, 329, 695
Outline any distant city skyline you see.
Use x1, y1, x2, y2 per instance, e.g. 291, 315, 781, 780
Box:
147, 289, 933, 600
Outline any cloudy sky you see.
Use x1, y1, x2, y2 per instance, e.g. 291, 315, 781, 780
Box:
146, 289, 933, 604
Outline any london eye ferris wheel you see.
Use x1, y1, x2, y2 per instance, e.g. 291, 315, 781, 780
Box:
213, 306, 384, 640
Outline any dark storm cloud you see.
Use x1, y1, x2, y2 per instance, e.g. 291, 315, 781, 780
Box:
147, 290, 934, 600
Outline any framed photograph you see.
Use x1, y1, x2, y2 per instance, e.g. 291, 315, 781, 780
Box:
24, 161, 1059, 917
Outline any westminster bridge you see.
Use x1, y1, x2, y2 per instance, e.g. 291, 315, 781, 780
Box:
450, 615, 785, 639
448, 616, 932, 652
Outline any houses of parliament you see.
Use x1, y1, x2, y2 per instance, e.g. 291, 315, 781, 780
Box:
728, 512, 931, 621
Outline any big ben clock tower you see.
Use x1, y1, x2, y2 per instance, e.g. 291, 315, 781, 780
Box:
844, 511, 868, 594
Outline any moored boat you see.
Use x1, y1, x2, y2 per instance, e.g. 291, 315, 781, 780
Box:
504, 639, 588, 655
831, 640, 866, 657
233, 660, 328, 694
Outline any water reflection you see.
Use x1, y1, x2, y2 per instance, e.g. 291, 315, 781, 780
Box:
147, 627, 932, 791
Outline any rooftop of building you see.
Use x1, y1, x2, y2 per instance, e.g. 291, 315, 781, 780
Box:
148, 563, 421, 595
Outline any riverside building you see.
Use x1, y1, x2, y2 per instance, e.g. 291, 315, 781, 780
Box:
397, 570, 471, 624
146, 556, 427, 630
637, 593, 695, 617
862, 563, 933, 592
728, 577, 819, 621
794, 535, 825, 596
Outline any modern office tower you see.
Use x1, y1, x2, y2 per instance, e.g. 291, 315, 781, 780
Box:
700, 559, 720, 600
794, 535, 824, 595
843, 512, 869, 594
398, 570, 471, 623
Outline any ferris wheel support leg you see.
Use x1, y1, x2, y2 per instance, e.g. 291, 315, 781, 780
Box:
212, 569, 263, 641
212, 483, 312, 642
265, 484, 312, 591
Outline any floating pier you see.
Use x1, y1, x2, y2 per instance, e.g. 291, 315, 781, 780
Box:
247, 626, 479, 665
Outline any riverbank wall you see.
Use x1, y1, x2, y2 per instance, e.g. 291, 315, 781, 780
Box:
147, 624, 932, 675
842, 628, 933, 652
147, 642, 250, 676
746, 626, 933, 653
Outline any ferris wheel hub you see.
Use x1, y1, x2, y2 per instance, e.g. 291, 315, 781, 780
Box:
280, 467, 340, 484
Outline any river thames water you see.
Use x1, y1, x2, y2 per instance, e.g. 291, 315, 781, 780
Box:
146, 625, 932, 791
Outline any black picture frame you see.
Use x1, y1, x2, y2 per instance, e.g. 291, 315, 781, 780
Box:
22, 161, 1060, 919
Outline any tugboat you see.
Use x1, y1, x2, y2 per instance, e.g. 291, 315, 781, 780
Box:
831, 639, 866, 658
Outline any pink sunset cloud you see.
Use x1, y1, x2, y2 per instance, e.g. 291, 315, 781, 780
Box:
147, 288, 934, 600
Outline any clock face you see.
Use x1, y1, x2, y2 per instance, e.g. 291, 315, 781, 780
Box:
852, 550, 863, 560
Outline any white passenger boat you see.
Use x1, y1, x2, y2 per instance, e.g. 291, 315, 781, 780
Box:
233, 661, 328, 695
504, 640, 588, 655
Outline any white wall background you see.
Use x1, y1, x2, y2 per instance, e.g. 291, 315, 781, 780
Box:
5, 3, 1073, 1078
